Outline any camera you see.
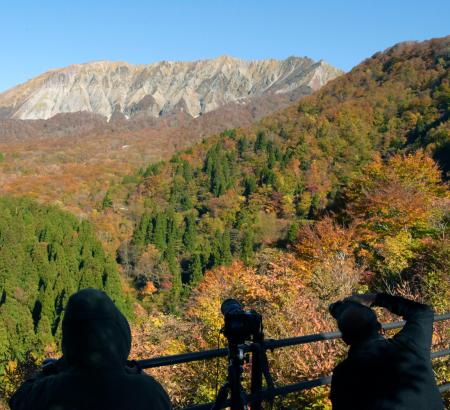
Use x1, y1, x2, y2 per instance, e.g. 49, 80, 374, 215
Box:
213, 299, 271, 410
221, 299, 263, 344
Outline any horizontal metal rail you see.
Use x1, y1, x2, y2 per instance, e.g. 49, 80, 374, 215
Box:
439, 383, 450, 393
431, 348, 450, 360
137, 313, 450, 368
135, 313, 450, 409
184, 368, 450, 410
183, 376, 334, 410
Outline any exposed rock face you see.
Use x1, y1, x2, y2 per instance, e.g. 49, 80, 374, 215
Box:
0, 56, 342, 120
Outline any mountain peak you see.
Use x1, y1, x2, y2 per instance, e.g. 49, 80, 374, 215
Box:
0, 56, 342, 120
215, 54, 239, 62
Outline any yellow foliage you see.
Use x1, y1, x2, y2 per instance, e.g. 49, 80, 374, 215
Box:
381, 230, 415, 274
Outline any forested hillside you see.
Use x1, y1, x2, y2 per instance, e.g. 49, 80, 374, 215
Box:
118, 36, 449, 310
123, 149, 449, 407
0, 36, 449, 409
112, 37, 449, 407
0, 197, 131, 399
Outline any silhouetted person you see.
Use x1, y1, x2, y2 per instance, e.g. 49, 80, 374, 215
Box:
329, 293, 443, 410
10, 288, 172, 410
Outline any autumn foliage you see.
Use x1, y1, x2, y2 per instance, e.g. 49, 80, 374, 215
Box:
1, 37, 450, 409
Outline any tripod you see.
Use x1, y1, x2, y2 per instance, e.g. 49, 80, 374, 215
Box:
211, 334, 274, 410
211, 342, 247, 410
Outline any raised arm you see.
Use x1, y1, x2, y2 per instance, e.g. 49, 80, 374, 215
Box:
373, 293, 434, 353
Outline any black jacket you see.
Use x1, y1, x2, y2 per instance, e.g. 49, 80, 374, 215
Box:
330, 293, 443, 410
9, 289, 172, 410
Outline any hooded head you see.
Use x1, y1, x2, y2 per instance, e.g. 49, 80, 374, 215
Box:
62, 288, 131, 368
329, 300, 381, 346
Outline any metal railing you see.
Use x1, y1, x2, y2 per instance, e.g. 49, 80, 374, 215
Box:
137, 313, 450, 409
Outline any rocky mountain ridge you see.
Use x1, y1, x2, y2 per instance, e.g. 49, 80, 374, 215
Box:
0, 56, 342, 120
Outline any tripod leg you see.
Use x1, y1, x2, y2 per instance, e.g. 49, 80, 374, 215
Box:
251, 344, 263, 410
211, 382, 230, 410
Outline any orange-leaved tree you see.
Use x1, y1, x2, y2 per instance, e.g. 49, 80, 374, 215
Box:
187, 253, 344, 408
294, 217, 363, 304
341, 151, 449, 284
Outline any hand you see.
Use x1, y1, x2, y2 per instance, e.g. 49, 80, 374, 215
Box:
41, 357, 66, 376
344, 293, 377, 307
125, 360, 142, 374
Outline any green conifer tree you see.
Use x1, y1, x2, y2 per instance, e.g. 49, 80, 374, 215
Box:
254, 131, 267, 152
221, 228, 232, 265
286, 222, 299, 244
182, 161, 193, 182
237, 137, 248, 157
101, 190, 113, 210
153, 213, 167, 251
210, 230, 223, 267
189, 253, 203, 286
183, 214, 198, 252
241, 229, 254, 265
243, 176, 257, 197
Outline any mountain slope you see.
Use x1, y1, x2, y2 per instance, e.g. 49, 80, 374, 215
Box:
258, 35, 450, 176
1, 36, 449, 409
116, 35, 449, 301
0, 56, 341, 121
106, 39, 449, 408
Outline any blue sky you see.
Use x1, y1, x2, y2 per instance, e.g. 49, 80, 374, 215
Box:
1, 0, 449, 92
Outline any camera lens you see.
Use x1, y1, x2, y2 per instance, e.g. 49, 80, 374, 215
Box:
221, 298, 243, 316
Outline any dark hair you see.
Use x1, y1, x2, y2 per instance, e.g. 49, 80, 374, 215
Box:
329, 300, 381, 345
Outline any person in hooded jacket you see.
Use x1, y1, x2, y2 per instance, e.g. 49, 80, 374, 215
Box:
9, 288, 172, 410
329, 293, 443, 410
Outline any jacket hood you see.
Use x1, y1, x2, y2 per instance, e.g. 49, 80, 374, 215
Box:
62, 288, 131, 368
332, 301, 381, 346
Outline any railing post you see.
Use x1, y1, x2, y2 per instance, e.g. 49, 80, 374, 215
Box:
250, 343, 262, 410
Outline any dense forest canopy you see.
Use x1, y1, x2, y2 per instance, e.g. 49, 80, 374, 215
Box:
260, 36, 450, 178
0, 36, 449, 408
0, 197, 131, 398
110, 37, 450, 407
118, 37, 449, 312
